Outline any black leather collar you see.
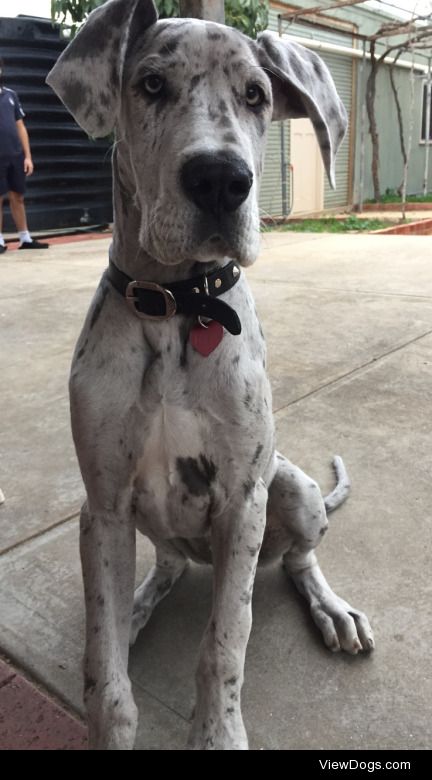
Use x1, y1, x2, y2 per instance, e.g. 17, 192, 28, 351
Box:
107, 259, 242, 335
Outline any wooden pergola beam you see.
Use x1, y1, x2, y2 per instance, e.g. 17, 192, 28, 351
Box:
280, 0, 368, 21
370, 21, 432, 42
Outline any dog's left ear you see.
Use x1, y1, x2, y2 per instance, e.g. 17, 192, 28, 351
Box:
46, 0, 158, 137
256, 32, 347, 189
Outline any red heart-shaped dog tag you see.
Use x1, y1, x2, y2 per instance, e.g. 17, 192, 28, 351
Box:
189, 320, 224, 357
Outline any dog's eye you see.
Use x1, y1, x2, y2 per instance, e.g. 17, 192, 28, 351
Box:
246, 84, 265, 108
142, 74, 165, 95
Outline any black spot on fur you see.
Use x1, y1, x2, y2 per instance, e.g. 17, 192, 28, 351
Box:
231, 85, 243, 107
252, 443, 263, 465
99, 90, 111, 108
84, 674, 97, 695
255, 114, 266, 136
266, 40, 283, 67
314, 119, 327, 134
177, 455, 217, 496
243, 478, 254, 499
90, 282, 109, 330
219, 115, 232, 130
179, 321, 189, 368
158, 38, 180, 56
61, 78, 93, 116
312, 57, 323, 76
189, 73, 202, 91
223, 132, 237, 144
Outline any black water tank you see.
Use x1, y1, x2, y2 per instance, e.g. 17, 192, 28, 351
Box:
0, 15, 113, 232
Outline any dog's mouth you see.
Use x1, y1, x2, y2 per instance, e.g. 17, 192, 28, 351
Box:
209, 233, 229, 248
192, 230, 240, 264
197, 214, 244, 249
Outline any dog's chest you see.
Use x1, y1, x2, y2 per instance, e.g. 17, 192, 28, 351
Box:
131, 333, 236, 538
130, 314, 270, 539
133, 397, 211, 534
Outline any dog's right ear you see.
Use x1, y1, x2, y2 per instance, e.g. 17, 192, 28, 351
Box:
46, 0, 158, 137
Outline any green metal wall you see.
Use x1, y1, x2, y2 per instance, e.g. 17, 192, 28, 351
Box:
259, 6, 353, 216
353, 60, 432, 202
258, 9, 290, 220
267, 1, 432, 206
319, 50, 353, 208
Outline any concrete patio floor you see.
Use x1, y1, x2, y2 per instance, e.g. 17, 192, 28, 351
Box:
1, 230, 431, 750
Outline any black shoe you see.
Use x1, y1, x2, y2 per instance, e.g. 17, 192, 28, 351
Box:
0, 244, 7, 254
19, 240, 49, 250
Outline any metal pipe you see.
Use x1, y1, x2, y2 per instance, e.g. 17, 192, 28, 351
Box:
422, 57, 431, 196
280, 121, 288, 216
275, 32, 429, 73
358, 40, 367, 211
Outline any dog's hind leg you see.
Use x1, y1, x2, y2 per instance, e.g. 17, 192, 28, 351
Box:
266, 453, 374, 655
130, 542, 188, 646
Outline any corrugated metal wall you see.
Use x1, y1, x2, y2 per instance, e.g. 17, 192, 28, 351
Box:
319, 50, 352, 208
0, 16, 113, 232
259, 9, 290, 219
260, 6, 353, 215
259, 122, 290, 219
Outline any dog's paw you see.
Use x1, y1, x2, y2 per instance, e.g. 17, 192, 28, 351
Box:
310, 595, 375, 655
87, 683, 138, 750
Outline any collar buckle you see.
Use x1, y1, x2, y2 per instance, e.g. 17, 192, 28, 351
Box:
125, 280, 177, 320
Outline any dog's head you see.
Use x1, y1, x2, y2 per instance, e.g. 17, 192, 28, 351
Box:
47, 0, 347, 267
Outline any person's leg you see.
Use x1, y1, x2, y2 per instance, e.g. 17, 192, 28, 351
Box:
8, 191, 49, 249
8, 155, 48, 249
0, 158, 8, 252
8, 190, 28, 233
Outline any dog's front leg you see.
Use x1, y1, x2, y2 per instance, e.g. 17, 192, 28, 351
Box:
188, 479, 267, 751
80, 501, 137, 750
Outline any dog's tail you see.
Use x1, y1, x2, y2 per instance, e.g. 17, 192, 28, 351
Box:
323, 455, 351, 514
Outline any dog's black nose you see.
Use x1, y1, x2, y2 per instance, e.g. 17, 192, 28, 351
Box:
180, 153, 253, 215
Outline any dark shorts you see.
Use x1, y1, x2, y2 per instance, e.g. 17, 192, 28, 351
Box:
0, 154, 26, 197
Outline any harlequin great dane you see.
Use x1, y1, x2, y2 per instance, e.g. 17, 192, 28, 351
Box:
47, 0, 374, 751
